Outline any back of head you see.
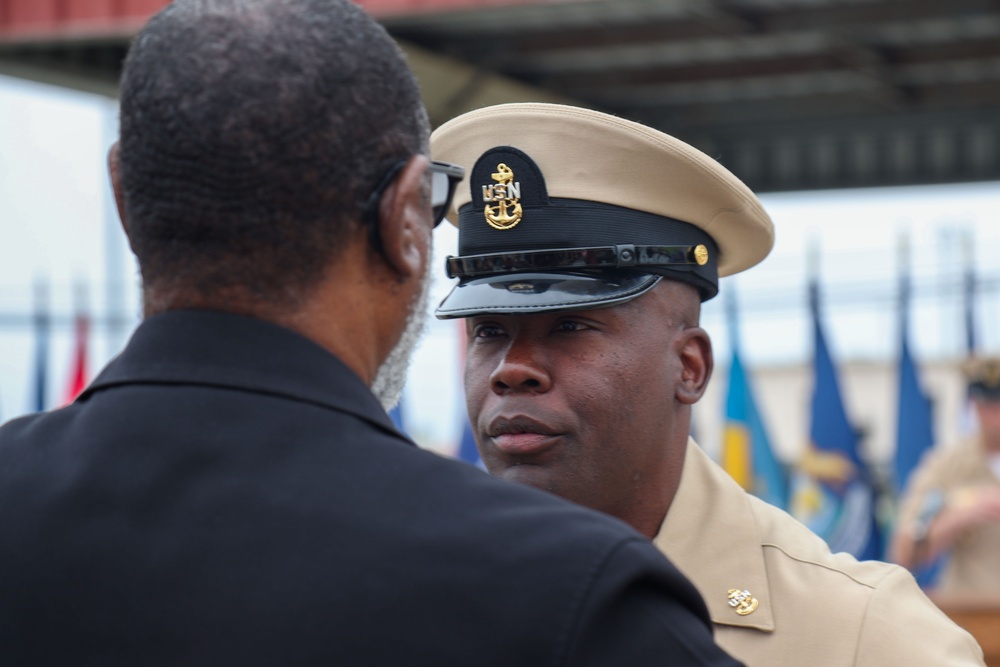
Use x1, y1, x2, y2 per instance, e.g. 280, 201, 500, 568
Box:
118, 0, 429, 311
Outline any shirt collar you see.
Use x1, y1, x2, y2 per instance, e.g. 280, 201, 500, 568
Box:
83, 309, 404, 442
653, 438, 775, 632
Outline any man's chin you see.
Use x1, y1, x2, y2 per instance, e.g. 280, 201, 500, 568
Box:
489, 462, 609, 517
491, 463, 560, 495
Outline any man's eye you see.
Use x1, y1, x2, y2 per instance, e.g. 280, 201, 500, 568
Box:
473, 324, 505, 339
554, 320, 587, 333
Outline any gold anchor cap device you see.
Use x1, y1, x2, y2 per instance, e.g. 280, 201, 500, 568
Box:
431, 103, 774, 319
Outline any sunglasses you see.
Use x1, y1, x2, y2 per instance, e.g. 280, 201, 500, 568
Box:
428, 160, 465, 225
364, 158, 465, 253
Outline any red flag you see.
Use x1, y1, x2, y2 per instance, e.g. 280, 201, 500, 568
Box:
63, 314, 90, 405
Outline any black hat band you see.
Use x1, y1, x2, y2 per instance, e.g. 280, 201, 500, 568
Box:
455, 197, 720, 299
446, 244, 708, 279
458, 198, 716, 255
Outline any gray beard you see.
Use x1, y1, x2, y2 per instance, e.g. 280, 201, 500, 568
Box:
370, 263, 431, 411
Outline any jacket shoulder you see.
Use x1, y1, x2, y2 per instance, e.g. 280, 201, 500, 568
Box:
747, 494, 894, 587
745, 496, 984, 666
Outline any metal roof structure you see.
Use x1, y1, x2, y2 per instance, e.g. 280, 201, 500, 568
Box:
3, 0, 1000, 192
388, 0, 1000, 192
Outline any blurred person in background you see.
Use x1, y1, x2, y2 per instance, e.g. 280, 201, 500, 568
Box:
892, 356, 1000, 594
433, 102, 984, 667
0, 2, 744, 665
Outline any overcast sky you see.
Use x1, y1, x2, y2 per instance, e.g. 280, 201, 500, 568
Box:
3, 73, 1000, 452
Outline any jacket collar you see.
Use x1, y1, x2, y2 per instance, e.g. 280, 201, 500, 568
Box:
653, 439, 775, 632
82, 310, 404, 442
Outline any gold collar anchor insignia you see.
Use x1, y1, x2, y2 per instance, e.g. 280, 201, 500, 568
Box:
483, 163, 522, 230
727, 588, 759, 616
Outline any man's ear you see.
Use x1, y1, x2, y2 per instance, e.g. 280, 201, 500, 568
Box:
107, 142, 131, 243
376, 154, 430, 280
675, 327, 713, 405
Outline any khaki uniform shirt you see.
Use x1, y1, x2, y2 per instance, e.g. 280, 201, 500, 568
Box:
654, 440, 984, 667
896, 436, 1000, 594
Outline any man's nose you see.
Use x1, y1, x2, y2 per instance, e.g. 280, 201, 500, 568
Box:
489, 339, 552, 394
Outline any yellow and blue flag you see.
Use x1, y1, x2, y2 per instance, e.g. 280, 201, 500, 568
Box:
722, 345, 787, 510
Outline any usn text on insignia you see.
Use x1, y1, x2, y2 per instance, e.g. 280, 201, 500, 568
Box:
483, 163, 523, 230
727, 588, 759, 616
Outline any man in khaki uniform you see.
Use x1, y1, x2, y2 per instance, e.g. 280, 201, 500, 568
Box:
891, 357, 1000, 594
432, 102, 984, 667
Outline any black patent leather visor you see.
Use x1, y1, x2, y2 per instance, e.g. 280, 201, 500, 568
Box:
435, 271, 662, 319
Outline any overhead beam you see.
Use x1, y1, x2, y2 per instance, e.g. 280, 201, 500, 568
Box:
399, 40, 582, 128
0, 37, 581, 125
394, 0, 1000, 59
0, 53, 120, 98
665, 109, 1000, 193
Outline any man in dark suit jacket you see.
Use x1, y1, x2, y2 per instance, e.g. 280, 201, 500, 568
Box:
0, 1, 743, 665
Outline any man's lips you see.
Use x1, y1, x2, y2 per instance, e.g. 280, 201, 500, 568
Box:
486, 415, 564, 456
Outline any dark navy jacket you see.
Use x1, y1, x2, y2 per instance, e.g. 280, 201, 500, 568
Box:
0, 310, 741, 666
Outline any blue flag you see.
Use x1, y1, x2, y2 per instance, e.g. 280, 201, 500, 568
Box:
721, 296, 787, 509
894, 256, 943, 585
456, 417, 482, 467
893, 274, 934, 495
388, 394, 407, 435
963, 231, 977, 355
794, 281, 881, 560
32, 282, 50, 413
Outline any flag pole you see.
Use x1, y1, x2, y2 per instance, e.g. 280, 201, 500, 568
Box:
962, 227, 977, 356
807, 234, 821, 320
32, 277, 51, 413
